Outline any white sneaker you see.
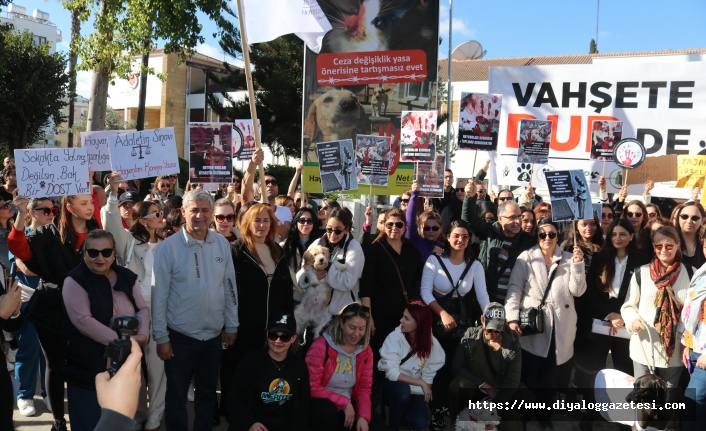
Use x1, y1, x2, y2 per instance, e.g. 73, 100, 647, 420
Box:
6, 348, 17, 363
187, 383, 195, 402
43, 397, 52, 412
17, 399, 36, 416
6, 360, 13, 372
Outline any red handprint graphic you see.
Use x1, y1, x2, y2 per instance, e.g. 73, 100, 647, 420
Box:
378, 123, 401, 175
620, 149, 636, 166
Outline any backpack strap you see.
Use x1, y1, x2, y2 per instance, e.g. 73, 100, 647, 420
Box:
400, 350, 415, 366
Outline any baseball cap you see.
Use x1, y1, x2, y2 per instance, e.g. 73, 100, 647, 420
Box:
267, 313, 297, 337
483, 302, 506, 332
118, 191, 141, 206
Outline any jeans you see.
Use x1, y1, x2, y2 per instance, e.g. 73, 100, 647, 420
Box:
13, 302, 46, 400
66, 383, 101, 431
163, 328, 222, 431
684, 351, 706, 431
383, 379, 428, 430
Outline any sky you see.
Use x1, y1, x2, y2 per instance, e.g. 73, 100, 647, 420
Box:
8, 0, 706, 99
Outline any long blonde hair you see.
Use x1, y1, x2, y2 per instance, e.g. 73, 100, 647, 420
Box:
240, 203, 281, 264
324, 302, 373, 349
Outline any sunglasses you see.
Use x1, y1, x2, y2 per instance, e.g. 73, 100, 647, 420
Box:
680, 214, 702, 222
497, 197, 512, 202
297, 218, 314, 225
265, 180, 278, 186
35, 206, 59, 216
386, 221, 405, 229
423, 225, 440, 232
326, 227, 344, 235
627, 212, 643, 218
455, 188, 465, 193
647, 212, 657, 219
654, 244, 675, 252
267, 331, 293, 343
601, 213, 614, 219
120, 202, 134, 209
215, 214, 235, 222
451, 233, 471, 241
538, 231, 558, 240
477, 189, 487, 194
86, 248, 114, 258
232, 177, 242, 183
343, 303, 371, 316
166, 175, 177, 180
400, 198, 410, 204
0, 202, 13, 211
142, 211, 164, 220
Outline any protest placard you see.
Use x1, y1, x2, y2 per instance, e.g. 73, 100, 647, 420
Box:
234, 120, 261, 161
590, 120, 622, 161
417, 154, 445, 198
677, 155, 706, 188
458, 93, 501, 151
356, 134, 390, 187
316, 139, 357, 193
545, 169, 593, 222
15, 148, 91, 197
625, 155, 678, 185
80, 130, 135, 171
108, 127, 180, 181
188, 123, 233, 183
400, 111, 437, 162
517, 119, 553, 164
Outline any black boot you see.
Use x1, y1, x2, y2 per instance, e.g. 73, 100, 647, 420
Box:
51, 418, 68, 431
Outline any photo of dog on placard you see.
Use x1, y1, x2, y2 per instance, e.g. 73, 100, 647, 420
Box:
590, 120, 623, 161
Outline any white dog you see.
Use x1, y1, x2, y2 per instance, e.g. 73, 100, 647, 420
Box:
294, 246, 333, 339
455, 406, 501, 431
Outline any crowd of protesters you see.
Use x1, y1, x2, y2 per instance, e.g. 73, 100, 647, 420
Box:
1, 149, 706, 431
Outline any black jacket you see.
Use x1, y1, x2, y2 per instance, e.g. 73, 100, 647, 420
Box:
227, 347, 310, 431
24, 216, 100, 333
231, 240, 294, 352
61, 262, 139, 389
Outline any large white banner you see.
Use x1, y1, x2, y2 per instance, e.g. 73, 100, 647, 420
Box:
489, 62, 706, 197
108, 127, 180, 181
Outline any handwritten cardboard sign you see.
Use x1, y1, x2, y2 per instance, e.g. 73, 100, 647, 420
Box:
677, 155, 706, 189
625, 155, 678, 185
80, 130, 135, 171
108, 127, 180, 181
15, 148, 91, 197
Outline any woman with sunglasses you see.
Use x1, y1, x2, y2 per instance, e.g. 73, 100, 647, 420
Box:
505, 218, 585, 428
316, 198, 341, 238
299, 207, 365, 317
282, 208, 320, 306
619, 200, 648, 238
227, 313, 310, 431
211, 198, 240, 243
621, 225, 693, 388
145, 176, 174, 203
420, 219, 489, 430
600, 204, 615, 236
305, 302, 378, 431
646, 203, 662, 220
675, 202, 706, 268
359, 209, 422, 353
166, 174, 183, 197
60, 229, 149, 431
9, 192, 99, 431
104, 173, 167, 430
405, 180, 444, 265
378, 301, 445, 431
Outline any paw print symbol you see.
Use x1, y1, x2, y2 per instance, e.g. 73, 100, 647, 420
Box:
517, 163, 532, 182
40, 181, 46, 189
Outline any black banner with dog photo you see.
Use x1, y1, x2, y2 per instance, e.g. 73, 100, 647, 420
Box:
545, 169, 593, 222
316, 139, 357, 193
301, 0, 440, 194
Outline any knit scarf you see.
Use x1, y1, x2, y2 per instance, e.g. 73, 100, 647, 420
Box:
649, 257, 683, 360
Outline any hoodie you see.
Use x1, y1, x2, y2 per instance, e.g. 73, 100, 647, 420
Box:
323, 332, 364, 399
377, 326, 445, 395
452, 325, 522, 403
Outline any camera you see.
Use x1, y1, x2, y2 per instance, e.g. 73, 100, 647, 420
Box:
105, 315, 140, 375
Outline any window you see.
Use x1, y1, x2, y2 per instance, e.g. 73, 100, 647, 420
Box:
33, 35, 47, 45
405, 81, 430, 100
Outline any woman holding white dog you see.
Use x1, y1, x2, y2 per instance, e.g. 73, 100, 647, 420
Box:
282, 207, 320, 304
621, 225, 692, 389
505, 218, 585, 428
378, 301, 445, 431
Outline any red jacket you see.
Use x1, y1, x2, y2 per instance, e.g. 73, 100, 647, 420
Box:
305, 336, 374, 422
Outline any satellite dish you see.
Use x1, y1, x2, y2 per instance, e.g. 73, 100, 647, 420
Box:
452, 40, 483, 60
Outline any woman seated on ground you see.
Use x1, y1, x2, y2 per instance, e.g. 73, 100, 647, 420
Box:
227, 313, 310, 431
306, 302, 381, 431
378, 301, 445, 431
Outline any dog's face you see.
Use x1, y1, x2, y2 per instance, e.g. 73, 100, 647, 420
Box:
303, 245, 330, 272
626, 374, 669, 426
372, 88, 391, 101
304, 89, 367, 142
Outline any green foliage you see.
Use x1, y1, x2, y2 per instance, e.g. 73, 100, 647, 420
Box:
70, 106, 138, 146
589, 39, 598, 54
209, 4, 303, 160
0, 30, 69, 151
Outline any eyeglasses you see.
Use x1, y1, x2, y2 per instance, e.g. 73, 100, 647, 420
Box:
647, 212, 657, 219
142, 211, 163, 220
538, 232, 558, 240
497, 196, 512, 202
215, 214, 235, 222
297, 218, 314, 225
0, 202, 13, 211
450, 233, 471, 242
602, 213, 614, 219
326, 227, 344, 235
423, 225, 440, 232
86, 248, 114, 258
267, 332, 293, 343
400, 198, 410, 204
386, 221, 405, 229
265, 180, 278, 186
500, 215, 521, 222
654, 244, 675, 252
627, 212, 643, 218
680, 214, 702, 222
35, 206, 59, 216
477, 189, 487, 194
343, 303, 371, 316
